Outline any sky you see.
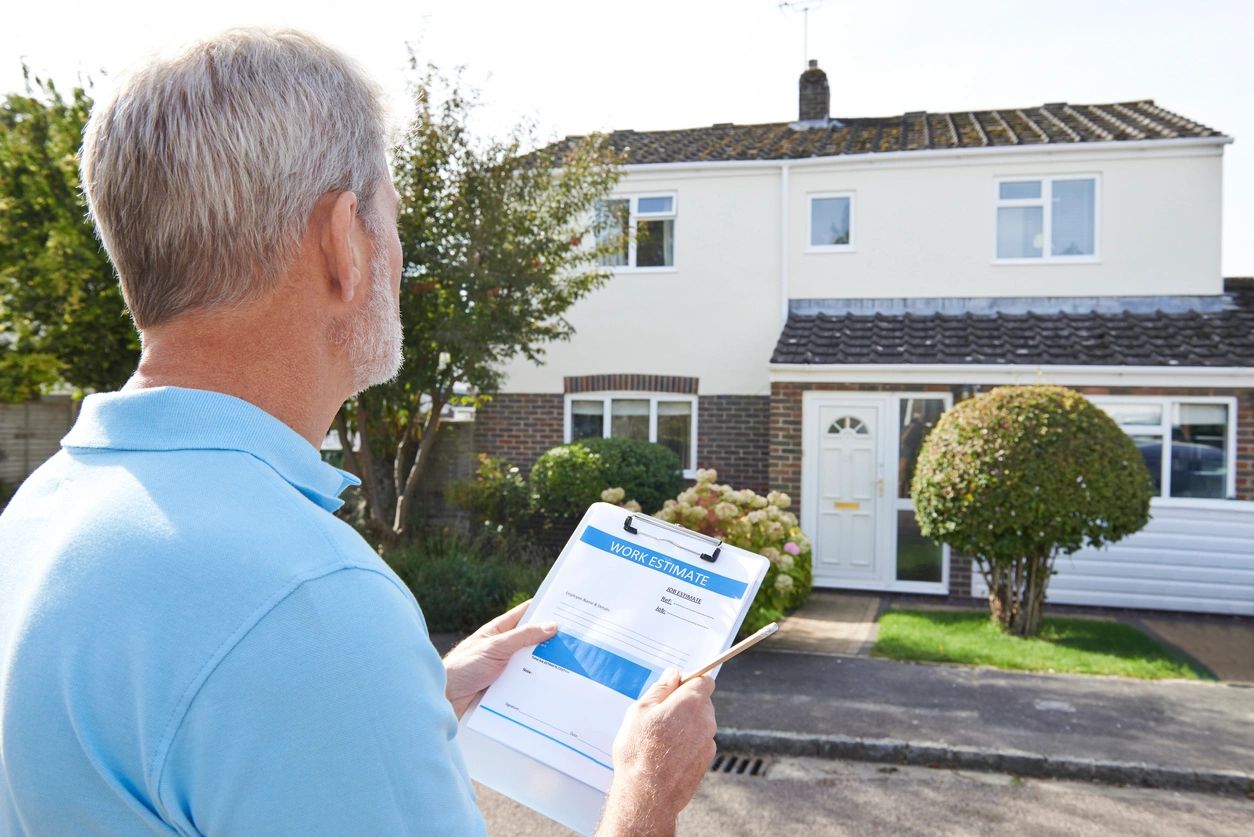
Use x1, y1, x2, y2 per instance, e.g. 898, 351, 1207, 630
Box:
4, 0, 1251, 276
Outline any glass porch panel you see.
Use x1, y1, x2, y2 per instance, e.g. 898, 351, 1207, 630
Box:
610, 399, 650, 440
898, 398, 947, 498
997, 205, 1043, 258
571, 400, 604, 441
656, 401, 692, 467
636, 219, 674, 267
896, 509, 942, 583
1170, 403, 1229, 499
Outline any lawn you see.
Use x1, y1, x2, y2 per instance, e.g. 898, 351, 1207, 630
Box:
872, 609, 1213, 680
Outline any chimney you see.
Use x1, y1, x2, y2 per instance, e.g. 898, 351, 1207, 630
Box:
798, 59, 829, 122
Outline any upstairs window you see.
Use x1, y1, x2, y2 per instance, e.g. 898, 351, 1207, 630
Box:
567, 393, 696, 475
595, 194, 676, 269
808, 193, 855, 251
996, 176, 1097, 261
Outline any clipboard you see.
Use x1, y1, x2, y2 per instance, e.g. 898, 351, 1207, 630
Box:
459, 502, 769, 835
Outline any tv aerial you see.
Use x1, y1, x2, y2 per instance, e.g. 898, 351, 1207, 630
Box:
778, 0, 828, 67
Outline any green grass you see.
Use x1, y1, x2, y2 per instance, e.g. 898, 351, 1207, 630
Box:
872, 609, 1214, 680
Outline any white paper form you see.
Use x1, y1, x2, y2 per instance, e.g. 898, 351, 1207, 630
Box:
464, 504, 766, 795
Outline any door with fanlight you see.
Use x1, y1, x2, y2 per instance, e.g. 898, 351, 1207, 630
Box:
813, 403, 883, 584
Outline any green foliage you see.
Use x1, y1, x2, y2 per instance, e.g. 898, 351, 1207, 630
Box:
446, 454, 535, 535
912, 385, 1152, 635
384, 530, 550, 632
338, 62, 621, 543
575, 437, 684, 515
0, 70, 139, 398
655, 469, 813, 638
872, 610, 1211, 680
529, 444, 606, 519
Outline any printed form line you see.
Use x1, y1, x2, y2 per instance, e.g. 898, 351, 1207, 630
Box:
480, 705, 613, 771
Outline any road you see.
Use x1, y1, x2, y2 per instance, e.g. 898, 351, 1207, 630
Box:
476, 756, 1253, 836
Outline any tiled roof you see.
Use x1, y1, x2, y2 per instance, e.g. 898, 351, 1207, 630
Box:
770, 279, 1254, 367
556, 101, 1222, 165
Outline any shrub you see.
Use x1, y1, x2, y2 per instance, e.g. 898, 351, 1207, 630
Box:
447, 454, 534, 535
655, 469, 813, 637
529, 444, 606, 519
912, 385, 1152, 637
574, 437, 684, 514
384, 530, 550, 633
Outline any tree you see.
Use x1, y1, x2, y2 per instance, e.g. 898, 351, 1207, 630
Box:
0, 69, 139, 401
911, 385, 1152, 637
338, 66, 623, 544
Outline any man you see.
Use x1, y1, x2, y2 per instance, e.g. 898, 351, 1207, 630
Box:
0, 29, 715, 835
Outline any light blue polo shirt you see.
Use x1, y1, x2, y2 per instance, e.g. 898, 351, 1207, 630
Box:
0, 387, 486, 836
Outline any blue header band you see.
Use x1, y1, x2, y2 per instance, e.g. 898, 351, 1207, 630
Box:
580, 525, 748, 600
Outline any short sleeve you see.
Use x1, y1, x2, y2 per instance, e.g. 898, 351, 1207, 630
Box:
156, 569, 486, 836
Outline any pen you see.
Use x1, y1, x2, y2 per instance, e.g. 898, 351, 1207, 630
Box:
678, 622, 779, 685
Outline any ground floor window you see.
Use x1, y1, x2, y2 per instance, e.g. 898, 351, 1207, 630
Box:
566, 393, 697, 475
1093, 396, 1236, 500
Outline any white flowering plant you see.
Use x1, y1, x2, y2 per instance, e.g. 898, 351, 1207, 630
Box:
651, 469, 812, 636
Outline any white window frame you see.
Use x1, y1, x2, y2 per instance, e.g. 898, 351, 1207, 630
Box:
993, 174, 1101, 264
563, 391, 699, 477
598, 192, 678, 272
1091, 394, 1238, 503
806, 191, 856, 253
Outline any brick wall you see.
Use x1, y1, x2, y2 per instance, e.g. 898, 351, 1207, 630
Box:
473, 393, 565, 475
411, 421, 476, 530
697, 395, 770, 492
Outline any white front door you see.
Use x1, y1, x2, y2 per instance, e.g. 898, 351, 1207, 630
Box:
811, 401, 886, 585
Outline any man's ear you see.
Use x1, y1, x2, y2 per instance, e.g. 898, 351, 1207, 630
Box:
323, 190, 368, 304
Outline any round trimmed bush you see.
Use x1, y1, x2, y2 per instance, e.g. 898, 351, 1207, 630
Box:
575, 437, 684, 514
529, 443, 606, 519
912, 385, 1152, 636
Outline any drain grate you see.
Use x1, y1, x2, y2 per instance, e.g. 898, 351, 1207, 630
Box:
709, 753, 767, 777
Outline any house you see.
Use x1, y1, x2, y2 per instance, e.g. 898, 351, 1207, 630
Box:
474, 61, 1254, 616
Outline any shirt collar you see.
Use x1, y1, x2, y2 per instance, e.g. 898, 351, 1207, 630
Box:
61, 386, 361, 513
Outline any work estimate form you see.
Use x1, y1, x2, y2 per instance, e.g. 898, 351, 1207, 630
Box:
465, 521, 756, 792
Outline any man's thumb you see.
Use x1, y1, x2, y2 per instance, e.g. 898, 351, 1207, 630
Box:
638, 667, 681, 706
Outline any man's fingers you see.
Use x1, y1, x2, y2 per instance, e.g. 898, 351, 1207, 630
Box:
489, 621, 557, 656
637, 668, 681, 706
479, 598, 533, 636
679, 674, 716, 699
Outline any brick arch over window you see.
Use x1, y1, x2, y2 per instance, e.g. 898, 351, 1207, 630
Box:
564, 374, 698, 395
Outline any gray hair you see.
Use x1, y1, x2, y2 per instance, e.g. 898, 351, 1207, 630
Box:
81, 28, 389, 328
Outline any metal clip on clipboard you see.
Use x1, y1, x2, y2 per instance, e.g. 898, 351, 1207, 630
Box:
623, 511, 722, 562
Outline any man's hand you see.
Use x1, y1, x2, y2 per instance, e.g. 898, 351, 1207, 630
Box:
442, 600, 556, 719
598, 669, 717, 837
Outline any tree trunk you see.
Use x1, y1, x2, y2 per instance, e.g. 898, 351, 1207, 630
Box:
985, 552, 1054, 637
391, 397, 445, 540
349, 400, 394, 545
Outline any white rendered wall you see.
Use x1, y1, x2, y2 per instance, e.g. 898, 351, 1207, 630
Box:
496, 142, 1225, 395
499, 170, 782, 395
788, 145, 1223, 300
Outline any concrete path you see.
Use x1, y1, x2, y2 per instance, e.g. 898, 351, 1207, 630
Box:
713, 649, 1254, 790
771, 591, 880, 656
1131, 616, 1254, 683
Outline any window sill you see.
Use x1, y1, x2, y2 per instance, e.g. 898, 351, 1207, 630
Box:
609, 266, 678, 275
805, 246, 856, 255
991, 257, 1101, 266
